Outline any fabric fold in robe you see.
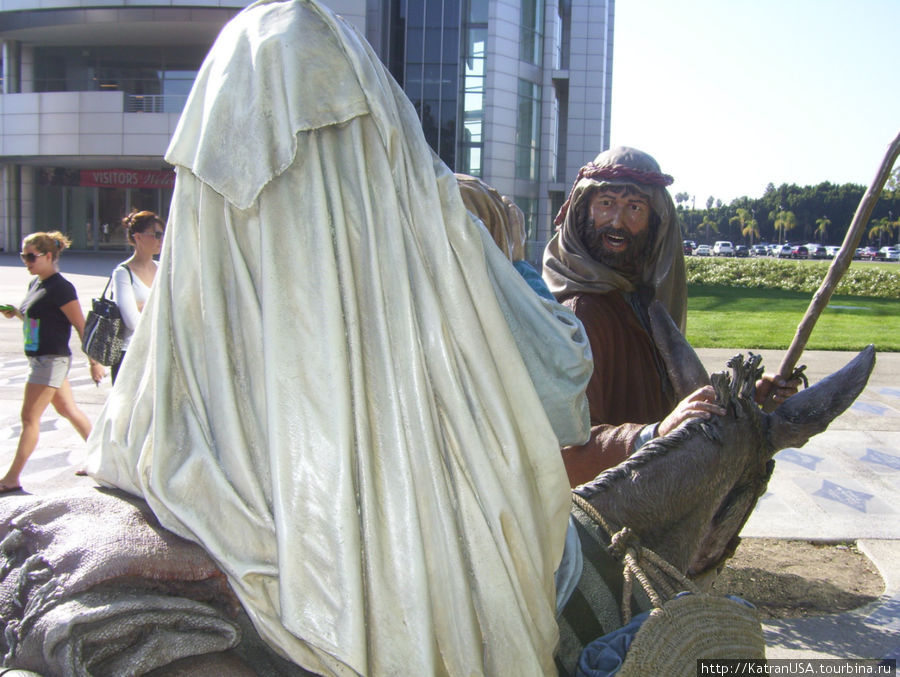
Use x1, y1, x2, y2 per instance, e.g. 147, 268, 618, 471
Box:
85, 1, 592, 675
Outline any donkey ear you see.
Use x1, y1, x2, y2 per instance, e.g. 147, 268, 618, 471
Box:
648, 299, 710, 400
768, 345, 875, 451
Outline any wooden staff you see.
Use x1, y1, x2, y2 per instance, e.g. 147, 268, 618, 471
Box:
763, 130, 900, 411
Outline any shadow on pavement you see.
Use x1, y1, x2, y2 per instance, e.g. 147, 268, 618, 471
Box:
764, 599, 900, 659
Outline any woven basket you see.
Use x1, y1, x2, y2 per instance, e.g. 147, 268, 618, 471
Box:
616, 593, 765, 676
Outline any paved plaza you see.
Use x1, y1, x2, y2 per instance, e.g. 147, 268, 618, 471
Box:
0, 252, 897, 663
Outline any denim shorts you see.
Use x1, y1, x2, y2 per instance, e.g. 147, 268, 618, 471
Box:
27, 355, 71, 388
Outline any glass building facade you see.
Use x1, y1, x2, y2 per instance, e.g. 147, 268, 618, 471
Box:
377, 0, 613, 261
520, 0, 544, 67
460, 4, 487, 177
33, 45, 206, 113
386, 0, 462, 170
516, 79, 541, 183
33, 168, 174, 250
0, 4, 241, 251
3, 37, 204, 250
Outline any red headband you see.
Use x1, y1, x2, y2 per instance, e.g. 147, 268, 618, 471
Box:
554, 162, 674, 226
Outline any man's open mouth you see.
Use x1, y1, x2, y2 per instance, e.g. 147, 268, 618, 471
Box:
600, 229, 631, 252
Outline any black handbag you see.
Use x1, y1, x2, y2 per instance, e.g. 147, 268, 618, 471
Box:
82, 271, 127, 366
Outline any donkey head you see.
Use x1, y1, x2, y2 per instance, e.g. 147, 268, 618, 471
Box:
686, 344, 874, 576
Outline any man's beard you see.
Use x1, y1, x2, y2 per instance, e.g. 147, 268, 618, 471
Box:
578, 222, 654, 280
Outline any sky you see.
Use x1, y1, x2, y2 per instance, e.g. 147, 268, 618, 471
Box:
609, 0, 900, 206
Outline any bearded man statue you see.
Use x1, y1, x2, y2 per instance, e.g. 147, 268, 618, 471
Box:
544, 147, 797, 487
543, 147, 710, 486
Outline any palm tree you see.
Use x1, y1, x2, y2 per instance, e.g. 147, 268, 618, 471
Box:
814, 216, 831, 243
730, 208, 758, 244
773, 210, 797, 244
741, 219, 760, 245
699, 214, 718, 243
868, 218, 894, 246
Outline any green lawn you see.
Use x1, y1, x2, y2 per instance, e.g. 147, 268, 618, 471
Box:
685, 284, 900, 351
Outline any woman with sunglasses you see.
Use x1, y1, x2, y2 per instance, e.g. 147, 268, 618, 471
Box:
0, 231, 104, 493
110, 210, 165, 383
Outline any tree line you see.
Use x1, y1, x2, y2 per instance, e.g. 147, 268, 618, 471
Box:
675, 167, 900, 247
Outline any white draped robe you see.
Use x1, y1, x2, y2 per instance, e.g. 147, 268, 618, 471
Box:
85, 1, 592, 674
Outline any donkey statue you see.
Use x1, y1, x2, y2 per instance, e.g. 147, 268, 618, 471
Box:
554, 300, 876, 674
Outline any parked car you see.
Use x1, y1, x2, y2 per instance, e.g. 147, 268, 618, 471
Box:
824, 246, 839, 259
683, 240, 697, 255
734, 245, 749, 257
773, 244, 793, 258
853, 247, 865, 260
805, 244, 827, 259
694, 244, 712, 256
876, 246, 900, 261
750, 244, 768, 257
789, 245, 809, 259
713, 241, 734, 256
859, 247, 879, 261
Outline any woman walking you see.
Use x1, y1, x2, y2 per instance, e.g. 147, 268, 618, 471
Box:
110, 210, 165, 383
0, 232, 104, 493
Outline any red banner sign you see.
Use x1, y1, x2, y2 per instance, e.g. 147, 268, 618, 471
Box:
79, 169, 175, 189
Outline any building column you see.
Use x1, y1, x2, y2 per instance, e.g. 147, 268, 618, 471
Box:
2, 39, 19, 94
0, 166, 9, 251
20, 167, 33, 242
0, 164, 24, 251
19, 44, 34, 93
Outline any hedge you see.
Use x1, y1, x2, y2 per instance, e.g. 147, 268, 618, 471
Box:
684, 257, 900, 299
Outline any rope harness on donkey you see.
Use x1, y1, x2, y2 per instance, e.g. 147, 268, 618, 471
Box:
564, 487, 767, 677
571, 493, 700, 624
